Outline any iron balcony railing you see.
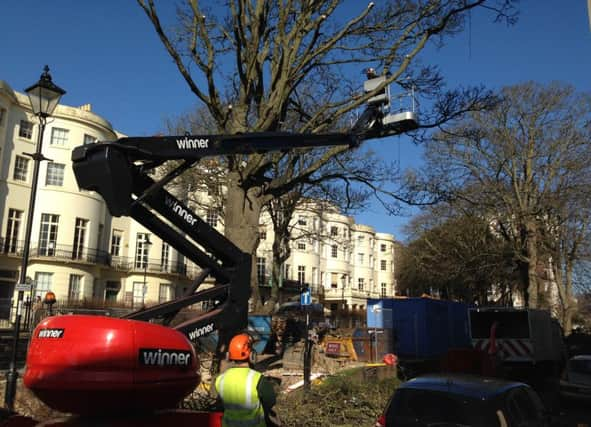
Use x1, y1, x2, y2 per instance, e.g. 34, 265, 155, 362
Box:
109, 256, 192, 277
0, 237, 199, 279
0, 237, 110, 265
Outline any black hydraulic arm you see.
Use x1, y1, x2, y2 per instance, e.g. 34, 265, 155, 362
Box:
69, 97, 419, 349
71, 130, 361, 349
114, 131, 360, 161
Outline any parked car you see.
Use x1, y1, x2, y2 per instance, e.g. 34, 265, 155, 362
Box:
375, 374, 551, 427
560, 354, 591, 401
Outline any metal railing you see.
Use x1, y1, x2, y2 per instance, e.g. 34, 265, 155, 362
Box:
108, 256, 190, 276
0, 236, 202, 278
0, 237, 110, 265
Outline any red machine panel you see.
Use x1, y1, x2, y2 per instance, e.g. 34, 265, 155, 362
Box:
24, 315, 200, 415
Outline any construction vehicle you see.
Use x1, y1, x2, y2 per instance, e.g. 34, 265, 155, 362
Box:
469, 307, 567, 379
365, 299, 567, 383
2, 75, 418, 425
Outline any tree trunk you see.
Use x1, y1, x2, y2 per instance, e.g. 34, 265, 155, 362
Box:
261, 229, 291, 315
563, 261, 576, 334
525, 220, 539, 308
224, 171, 264, 312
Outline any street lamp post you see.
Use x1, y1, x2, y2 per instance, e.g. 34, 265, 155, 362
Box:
4, 66, 66, 411
142, 236, 152, 307
340, 274, 346, 328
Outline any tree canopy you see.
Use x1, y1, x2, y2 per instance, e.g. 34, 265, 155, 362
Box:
138, 0, 519, 310
409, 82, 591, 329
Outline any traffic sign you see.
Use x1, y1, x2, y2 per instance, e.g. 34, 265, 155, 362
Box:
15, 283, 32, 292
300, 289, 311, 306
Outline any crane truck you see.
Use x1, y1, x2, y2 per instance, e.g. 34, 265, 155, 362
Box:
1, 75, 418, 426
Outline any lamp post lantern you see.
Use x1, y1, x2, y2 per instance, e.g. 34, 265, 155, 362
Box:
4, 66, 66, 411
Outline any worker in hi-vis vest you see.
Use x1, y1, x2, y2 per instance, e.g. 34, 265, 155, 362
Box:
215, 333, 281, 427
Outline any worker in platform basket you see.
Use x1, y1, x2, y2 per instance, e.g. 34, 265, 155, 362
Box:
215, 333, 281, 427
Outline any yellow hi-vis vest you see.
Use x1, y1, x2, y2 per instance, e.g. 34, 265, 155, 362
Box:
215, 367, 266, 427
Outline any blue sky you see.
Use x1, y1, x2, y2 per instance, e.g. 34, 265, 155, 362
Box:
1, 1, 590, 240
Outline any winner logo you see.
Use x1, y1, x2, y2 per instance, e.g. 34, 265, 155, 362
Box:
176, 137, 209, 149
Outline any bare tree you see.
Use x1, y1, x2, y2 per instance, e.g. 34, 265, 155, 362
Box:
137, 0, 518, 310
420, 82, 591, 321
540, 190, 591, 331
397, 207, 515, 303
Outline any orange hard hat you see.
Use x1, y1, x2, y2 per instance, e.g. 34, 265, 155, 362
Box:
228, 333, 253, 361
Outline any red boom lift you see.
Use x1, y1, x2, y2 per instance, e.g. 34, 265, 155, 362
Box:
2, 77, 418, 426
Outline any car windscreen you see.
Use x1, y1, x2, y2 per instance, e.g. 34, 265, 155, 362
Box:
386, 389, 500, 427
469, 310, 530, 339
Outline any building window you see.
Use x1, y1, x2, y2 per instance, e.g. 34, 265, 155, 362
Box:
298, 216, 307, 226
161, 243, 170, 272
159, 283, 172, 303
135, 233, 151, 269
72, 218, 88, 259
132, 282, 144, 306
19, 120, 33, 139
358, 278, 365, 291
297, 265, 306, 285
330, 226, 338, 237
331, 272, 339, 289
50, 127, 69, 146
380, 243, 387, 252
257, 257, 266, 284
381, 282, 387, 297
13, 155, 29, 181
83, 134, 97, 145
45, 162, 65, 186
0, 107, 6, 127
259, 228, 267, 241
34, 272, 52, 298
68, 274, 83, 300
97, 224, 104, 251
284, 264, 291, 280
297, 241, 306, 251
380, 259, 387, 271
331, 245, 338, 258
110, 230, 122, 256
105, 281, 120, 301
357, 235, 364, 243
4, 209, 22, 254
38, 214, 59, 256
358, 253, 364, 265
206, 209, 218, 227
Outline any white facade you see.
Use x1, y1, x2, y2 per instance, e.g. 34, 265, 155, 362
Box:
256, 205, 398, 312
0, 80, 196, 323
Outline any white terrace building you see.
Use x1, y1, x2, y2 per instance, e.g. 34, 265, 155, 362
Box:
0, 80, 196, 324
256, 205, 398, 313
0, 78, 398, 325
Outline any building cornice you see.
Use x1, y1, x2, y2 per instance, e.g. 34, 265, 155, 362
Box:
0, 80, 19, 104
11, 90, 118, 139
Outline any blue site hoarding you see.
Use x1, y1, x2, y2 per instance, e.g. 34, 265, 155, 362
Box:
367, 297, 471, 359
247, 315, 272, 354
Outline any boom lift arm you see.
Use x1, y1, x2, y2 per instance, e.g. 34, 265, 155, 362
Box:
70, 88, 418, 354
